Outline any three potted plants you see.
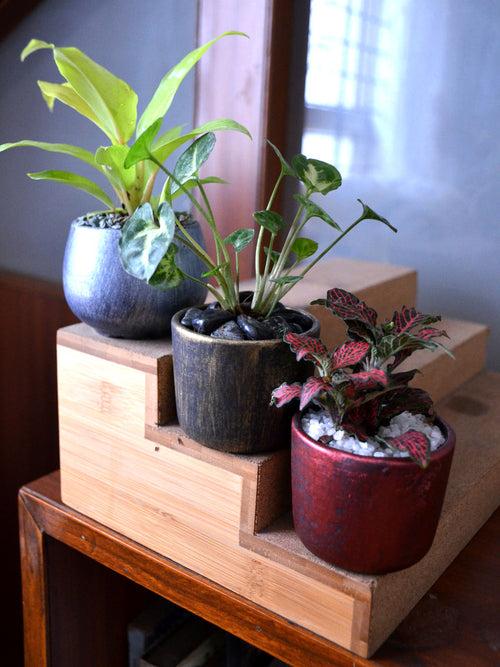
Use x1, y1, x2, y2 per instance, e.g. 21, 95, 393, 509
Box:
0, 33, 250, 338
271, 287, 455, 574
120, 131, 396, 452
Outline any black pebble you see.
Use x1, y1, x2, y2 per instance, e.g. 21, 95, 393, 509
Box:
180, 307, 204, 328
236, 314, 275, 340
205, 300, 221, 311
192, 309, 234, 334
277, 309, 312, 332
267, 315, 301, 337
211, 320, 246, 340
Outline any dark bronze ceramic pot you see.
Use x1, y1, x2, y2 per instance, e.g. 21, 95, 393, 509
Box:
291, 415, 455, 574
171, 308, 320, 454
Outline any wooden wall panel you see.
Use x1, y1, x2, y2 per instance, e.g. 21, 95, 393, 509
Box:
0, 272, 76, 666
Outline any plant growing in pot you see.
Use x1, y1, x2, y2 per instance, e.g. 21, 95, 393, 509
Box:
121, 133, 396, 453
0, 34, 250, 338
271, 288, 455, 574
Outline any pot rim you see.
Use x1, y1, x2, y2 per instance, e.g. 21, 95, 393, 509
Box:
70, 212, 199, 231
172, 306, 320, 347
292, 412, 455, 467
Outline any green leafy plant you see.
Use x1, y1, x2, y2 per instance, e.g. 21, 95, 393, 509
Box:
119, 136, 397, 310
0, 34, 250, 214
271, 288, 452, 467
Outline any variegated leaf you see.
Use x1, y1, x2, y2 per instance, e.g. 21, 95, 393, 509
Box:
283, 332, 328, 364
325, 287, 377, 327
385, 430, 431, 468
379, 387, 433, 421
270, 382, 302, 408
392, 306, 441, 333
348, 368, 388, 390
330, 341, 369, 371
299, 377, 332, 411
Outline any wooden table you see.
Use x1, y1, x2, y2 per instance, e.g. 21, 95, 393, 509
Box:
19, 472, 499, 667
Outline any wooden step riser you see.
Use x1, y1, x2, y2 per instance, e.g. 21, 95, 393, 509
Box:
57, 322, 498, 658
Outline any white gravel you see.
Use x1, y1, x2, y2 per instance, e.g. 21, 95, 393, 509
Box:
301, 410, 445, 459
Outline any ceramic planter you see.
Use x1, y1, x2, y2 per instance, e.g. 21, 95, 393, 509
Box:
291, 415, 456, 574
63, 218, 207, 339
171, 308, 320, 454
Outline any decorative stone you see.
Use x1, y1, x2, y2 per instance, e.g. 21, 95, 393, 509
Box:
236, 315, 275, 340
191, 310, 234, 334
180, 307, 205, 328
211, 320, 246, 340
267, 315, 301, 337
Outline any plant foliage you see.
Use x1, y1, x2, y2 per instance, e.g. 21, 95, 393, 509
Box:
271, 289, 452, 467
0, 34, 250, 214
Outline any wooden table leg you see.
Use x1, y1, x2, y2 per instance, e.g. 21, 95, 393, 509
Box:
18, 492, 50, 667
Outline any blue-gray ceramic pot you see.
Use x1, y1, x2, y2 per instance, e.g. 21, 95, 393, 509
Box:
63, 218, 207, 339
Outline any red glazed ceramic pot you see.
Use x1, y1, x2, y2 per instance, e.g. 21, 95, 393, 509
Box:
291, 414, 456, 574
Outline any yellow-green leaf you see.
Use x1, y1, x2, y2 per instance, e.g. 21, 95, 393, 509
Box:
27, 169, 113, 208
137, 31, 248, 136
0, 139, 97, 168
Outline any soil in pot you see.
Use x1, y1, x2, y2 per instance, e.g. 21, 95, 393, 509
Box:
171, 294, 320, 454
291, 414, 456, 575
63, 211, 207, 339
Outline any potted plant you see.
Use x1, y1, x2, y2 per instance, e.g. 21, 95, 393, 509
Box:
0, 34, 250, 338
120, 132, 396, 452
271, 287, 455, 574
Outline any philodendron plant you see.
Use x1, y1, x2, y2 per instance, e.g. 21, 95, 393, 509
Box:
120, 134, 397, 324
0, 33, 249, 215
271, 288, 452, 467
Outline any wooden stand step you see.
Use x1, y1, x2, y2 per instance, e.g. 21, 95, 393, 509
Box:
57, 315, 498, 658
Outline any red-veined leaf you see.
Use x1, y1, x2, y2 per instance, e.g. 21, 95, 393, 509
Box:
299, 377, 332, 411
330, 341, 369, 370
270, 382, 302, 408
392, 306, 441, 333
386, 430, 431, 468
283, 332, 328, 363
325, 287, 377, 327
342, 398, 380, 437
348, 368, 387, 390
417, 327, 449, 341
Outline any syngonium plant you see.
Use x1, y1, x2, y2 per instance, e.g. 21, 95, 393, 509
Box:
119, 133, 398, 312
0, 33, 250, 214
271, 288, 452, 467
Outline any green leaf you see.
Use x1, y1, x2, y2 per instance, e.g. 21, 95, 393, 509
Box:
270, 275, 303, 287
357, 199, 397, 232
21, 39, 53, 61
151, 118, 250, 166
294, 193, 342, 230
124, 118, 162, 169
0, 139, 97, 168
252, 210, 284, 234
95, 145, 136, 191
27, 169, 113, 208
148, 244, 184, 289
292, 154, 342, 195
172, 133, 216, 188
118, 202, 176, 281
290, 237, 318, 261
267, 140, 294, 176
166, 176, 227, 202
37, 81, 109, 138
23, 40, 138, 143
224, 228, 255, 253
137, 31, 248, 136
264, 246, 280, 264
202, 262, 230, 278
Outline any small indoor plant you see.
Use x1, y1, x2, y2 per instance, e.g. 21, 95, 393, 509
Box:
0, 34, 249, 338
271, 288, 455, 574
121, 132, 396, 452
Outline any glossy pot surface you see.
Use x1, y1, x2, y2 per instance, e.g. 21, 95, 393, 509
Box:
291, 415, 455, 574
171, 308, 320, 454
63, 219, 207, 339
